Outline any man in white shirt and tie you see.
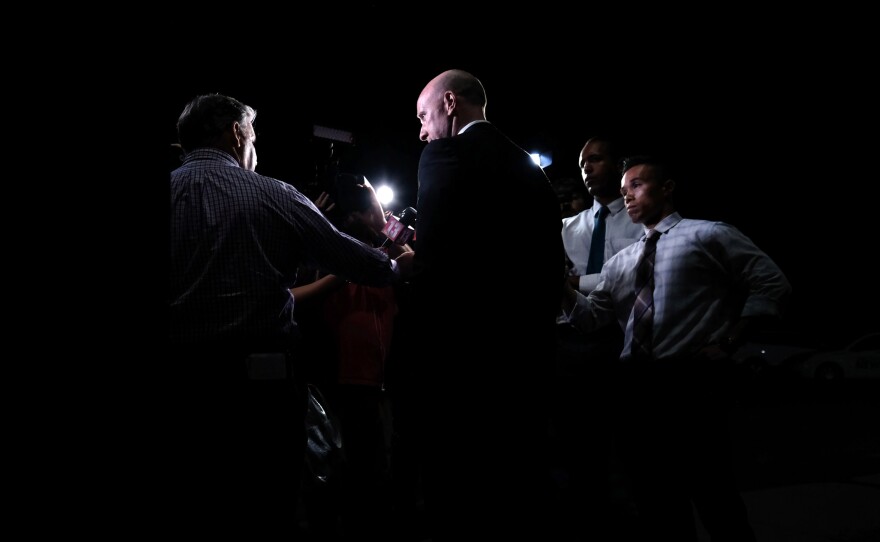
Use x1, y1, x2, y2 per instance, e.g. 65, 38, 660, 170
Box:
560, 154, 789, 541
561, 137, 644, 295
552, 136, 643, 537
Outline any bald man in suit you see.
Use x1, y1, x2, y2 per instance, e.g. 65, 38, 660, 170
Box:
407, 69, 565, 539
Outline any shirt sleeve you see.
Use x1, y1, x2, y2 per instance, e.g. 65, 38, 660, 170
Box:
716, 223, 791, 319
578, 273, 602, 294
562, 286, 616, 335
281, 182, 398, 287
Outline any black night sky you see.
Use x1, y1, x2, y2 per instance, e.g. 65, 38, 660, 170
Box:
162, 8, 877, 349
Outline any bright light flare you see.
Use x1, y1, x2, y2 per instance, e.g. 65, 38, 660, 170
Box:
530, 152, 553, 168
375, 184, 394, 206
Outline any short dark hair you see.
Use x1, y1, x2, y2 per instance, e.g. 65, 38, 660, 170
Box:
621, 155, 670, 181
584, 135, 623, 170
177, 93, 256, 152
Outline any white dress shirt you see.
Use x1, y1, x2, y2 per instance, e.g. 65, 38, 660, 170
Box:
561, 197, 643, 294
563, 212, 791, 361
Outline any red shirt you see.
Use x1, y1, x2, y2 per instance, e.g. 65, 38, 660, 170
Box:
323, 282, 398, 386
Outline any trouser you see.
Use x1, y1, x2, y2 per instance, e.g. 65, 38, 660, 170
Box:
161, 344, 307, 538
613, 357, 756, 542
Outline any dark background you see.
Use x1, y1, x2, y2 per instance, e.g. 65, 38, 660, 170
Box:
161, 6, 877, 349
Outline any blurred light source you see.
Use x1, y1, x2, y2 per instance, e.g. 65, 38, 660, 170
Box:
530, 151, 553, 168
375, 184, 394, 206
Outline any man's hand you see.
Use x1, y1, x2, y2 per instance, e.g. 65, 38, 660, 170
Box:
314, 192, 336, 215
394, 251, 415, 281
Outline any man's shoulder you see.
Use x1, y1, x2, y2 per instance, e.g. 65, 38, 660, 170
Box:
604, 239, 642, 269
420, 136, 459, 160
562, 209, 591, 229
666, 217, 744, 246
671, 217, 722, 232
418, 130, 491, 172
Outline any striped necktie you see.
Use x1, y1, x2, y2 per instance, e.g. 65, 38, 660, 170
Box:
630, 229, 661, 358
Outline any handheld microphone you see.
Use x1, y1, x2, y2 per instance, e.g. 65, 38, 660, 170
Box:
380, 206, 417, 248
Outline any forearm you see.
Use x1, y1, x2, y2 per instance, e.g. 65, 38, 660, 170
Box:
385, 242, 413, 258
576, 273, 601, 295
560, 286, 615, 335
561, 282, 579, 316
289, 274, 346, 302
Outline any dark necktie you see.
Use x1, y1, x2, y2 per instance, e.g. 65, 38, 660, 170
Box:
585, 205, 610, 274
630, 229, 661, 359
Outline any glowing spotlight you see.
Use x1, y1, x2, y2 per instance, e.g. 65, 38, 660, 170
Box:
530, 152, 553, 169
375, 184, 394, 206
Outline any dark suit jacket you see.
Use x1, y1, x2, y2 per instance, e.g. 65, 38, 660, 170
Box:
411, 122, 564, 395
405, 120, 565, 539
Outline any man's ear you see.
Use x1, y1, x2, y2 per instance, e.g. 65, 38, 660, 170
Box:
663, 179, 676, 195
231, 122, 243, 147
444, 91, 456, 113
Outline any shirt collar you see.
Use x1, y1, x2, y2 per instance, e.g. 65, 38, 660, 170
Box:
458, 119, 490, 135
645, 212, 682, 236
600, 197, 627, 215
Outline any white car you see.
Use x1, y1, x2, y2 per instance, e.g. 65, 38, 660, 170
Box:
795, 332, 880, 380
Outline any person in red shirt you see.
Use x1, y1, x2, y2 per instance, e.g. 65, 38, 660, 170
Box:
292, 176, 412, 538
